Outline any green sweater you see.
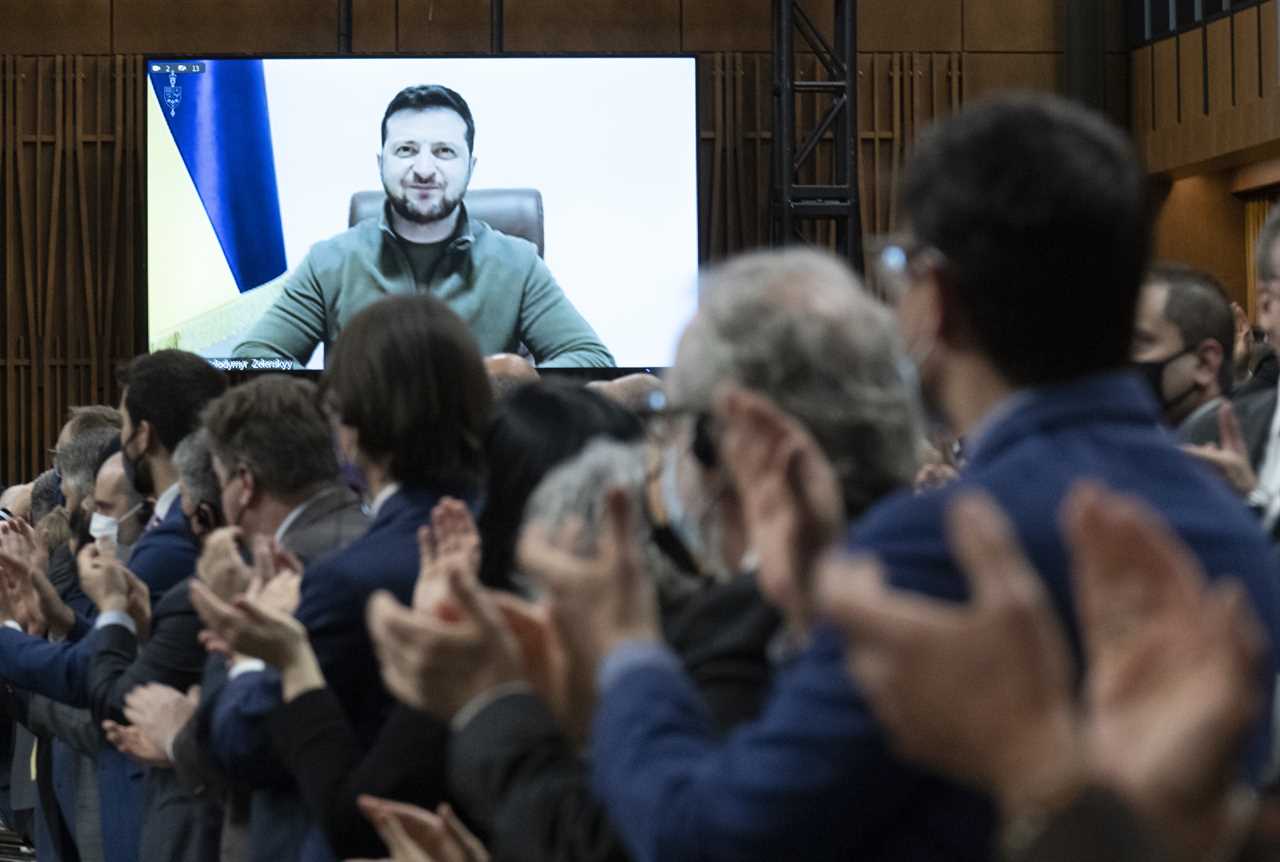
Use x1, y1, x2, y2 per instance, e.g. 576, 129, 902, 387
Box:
232, 205, 615, 367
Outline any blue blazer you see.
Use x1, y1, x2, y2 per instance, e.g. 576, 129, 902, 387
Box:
0, 501, 198, 707
591, 372, 1280, 862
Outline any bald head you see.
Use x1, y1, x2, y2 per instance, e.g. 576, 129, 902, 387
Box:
485, 353, 540, 400
0, 484, 32, 522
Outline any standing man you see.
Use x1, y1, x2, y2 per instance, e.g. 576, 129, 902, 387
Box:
1129, 262, 1234, 436
233, 84, 614, 368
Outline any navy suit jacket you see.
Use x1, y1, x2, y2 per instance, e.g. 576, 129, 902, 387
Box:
0, 500, 198, 708
210, 486, 455, 780
591, 373, 1280, 862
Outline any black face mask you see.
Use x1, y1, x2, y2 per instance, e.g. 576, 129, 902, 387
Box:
121, 427, 155, 498
1134, 345, 1200, 415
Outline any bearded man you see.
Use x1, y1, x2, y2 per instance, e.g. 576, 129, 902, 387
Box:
233, 84, 613, 367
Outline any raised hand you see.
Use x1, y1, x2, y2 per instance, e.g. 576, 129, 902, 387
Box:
189, 577, 308, 669
516, 488, 660, 692
1063, 482, 1266, 858
412, 498, 481, 617
1181, 402, 1258, 497
76, 544, 131, 614
367, 567, 523, 721
715, 384, 843, 631
195, 527, 254, 601
358, 796, 489, 862
122, 683, 197, 766
103, 719, 172, 768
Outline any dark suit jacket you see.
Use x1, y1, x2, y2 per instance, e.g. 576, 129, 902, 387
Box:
442, 574, 779, 862
209, 486, 461, 862
589, 372, 1280, 862
172, 484, 369, 862
1180, 384, 1278, 470
0, 501, 198, 708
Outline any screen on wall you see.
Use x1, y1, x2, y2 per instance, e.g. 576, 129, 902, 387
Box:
145, 56, 699, 371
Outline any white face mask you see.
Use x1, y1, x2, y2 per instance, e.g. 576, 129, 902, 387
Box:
89, 503, 141, 547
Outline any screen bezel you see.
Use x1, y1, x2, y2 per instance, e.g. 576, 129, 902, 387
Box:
142, 51, 704, 380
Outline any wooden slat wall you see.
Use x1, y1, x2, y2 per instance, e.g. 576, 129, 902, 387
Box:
1, 55, 146, 485
0, 0, 1073, 485
1135, 1, 1280, 173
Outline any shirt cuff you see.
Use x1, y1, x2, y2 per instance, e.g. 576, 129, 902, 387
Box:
229, 658, 267, 680
597, 640, 680, 693
451, 681, 534, 732
93, 610, 136, 635
2, 621, 20, 632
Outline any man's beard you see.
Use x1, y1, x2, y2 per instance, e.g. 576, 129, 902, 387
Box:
386, 182, 465, 226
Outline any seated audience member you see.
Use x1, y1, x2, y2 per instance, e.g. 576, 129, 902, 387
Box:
200, 295, 491, 862
510, 93, 1280, 862
822, 484, 1266, 862
1129, 262, 1234, 435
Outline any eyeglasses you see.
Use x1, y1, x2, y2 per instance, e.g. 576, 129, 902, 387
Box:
866, 235, 947, 302
640, 403, 718, 470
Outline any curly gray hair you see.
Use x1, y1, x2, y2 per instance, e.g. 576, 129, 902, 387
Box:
668, 247, 921, 518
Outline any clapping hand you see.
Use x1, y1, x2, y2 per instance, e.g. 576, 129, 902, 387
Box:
715, 384, 843, 632
357, 796, 489, 862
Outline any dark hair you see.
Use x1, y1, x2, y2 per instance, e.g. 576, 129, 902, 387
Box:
61, 426, 122, 498
1146, 262, 1235, 394
117, 351, 228, 453
1257, 207, 1280, 282
201, 376, 339, 498
902, 93, 1151, 386
320, 295, 492, 494
30, 470, 60, 524
478, 381, 644, 591
381, 85, 475, 153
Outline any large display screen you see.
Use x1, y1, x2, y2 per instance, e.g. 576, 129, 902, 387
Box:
146, 57, 699, 370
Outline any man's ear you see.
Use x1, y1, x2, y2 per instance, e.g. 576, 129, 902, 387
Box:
1194, 339, 1224, 387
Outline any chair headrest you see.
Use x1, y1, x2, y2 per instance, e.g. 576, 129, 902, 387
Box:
348, 188, 545, 257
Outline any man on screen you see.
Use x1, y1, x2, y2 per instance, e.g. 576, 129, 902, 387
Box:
232, 84, 615, 367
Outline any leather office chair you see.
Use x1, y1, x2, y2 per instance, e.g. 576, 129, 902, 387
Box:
348, 188, 545, 257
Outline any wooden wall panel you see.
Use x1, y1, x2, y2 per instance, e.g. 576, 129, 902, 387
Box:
1264, 2, 1279, 98
963, 0, 1065, 53
683, 0, 832, 53
962, 53, 1063, 100
857, 0, 962, 53
1154, 172, 1248, 306
352, 0, 398, 53
503, 0, 680, 52
1, 55, 145, 485
1235, 6, 1262, 104
1207, 18, 1234, 114
1179, 29, 1205, 121
1152, 37, 1179, 130
398, 0, 492, 53
0, 0, 111, 54
1104, 53, 1129, 131
113, 0, 340, 54
1132, 46, 1153, 143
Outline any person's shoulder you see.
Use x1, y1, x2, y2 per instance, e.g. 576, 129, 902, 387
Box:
302, 221, 384, 273
468, 219, 542, 270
